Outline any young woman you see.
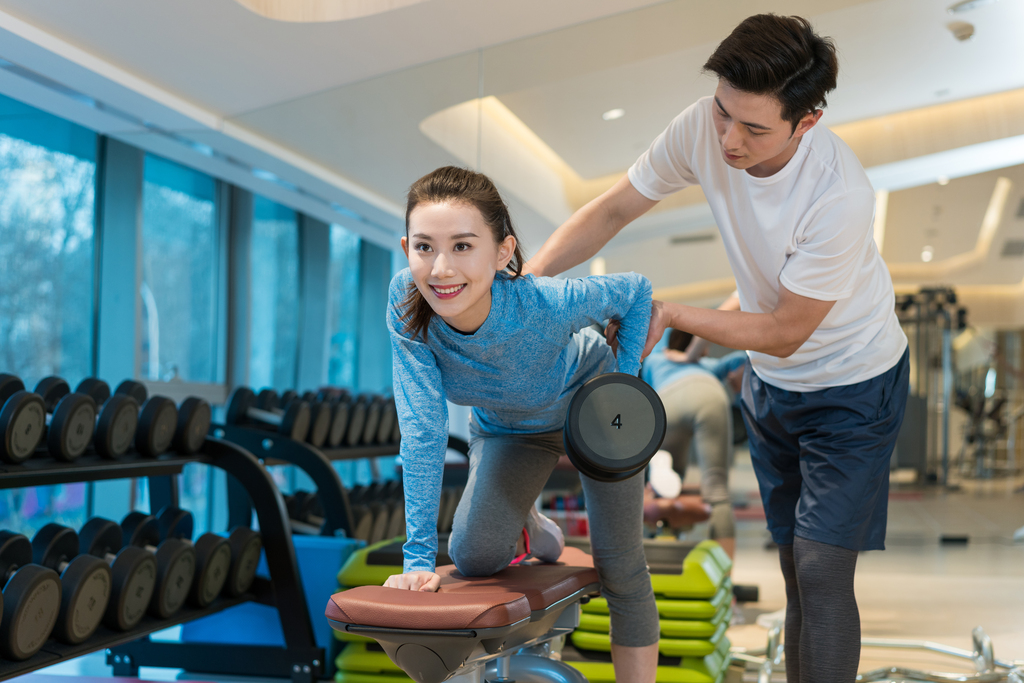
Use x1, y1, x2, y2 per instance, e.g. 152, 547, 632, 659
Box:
384, 166, 660, 680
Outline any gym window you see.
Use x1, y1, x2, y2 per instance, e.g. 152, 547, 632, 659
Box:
141, 153, 221, 383
328, 224, 362, 388
0, 93, 96, 536
249, 195, 300, 391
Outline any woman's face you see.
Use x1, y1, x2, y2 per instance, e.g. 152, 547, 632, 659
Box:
402, 201, 516, 334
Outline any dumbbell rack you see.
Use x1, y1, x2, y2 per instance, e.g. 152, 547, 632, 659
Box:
212, 423, 398, 538
0, 439, 324, 683
211, 423, 401, 538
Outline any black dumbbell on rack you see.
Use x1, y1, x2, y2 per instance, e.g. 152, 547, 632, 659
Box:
173, 396, 212, 455
153, 507, 231, 608
221, 526, 262, 598
0, 374, 97, 464
376, 396, 397, 444
226, 387, 310, 442
120, 512, 196, 618
360, 395, 382, 445
321, 389, 352, 448
298, 391, 332, 449
0, 531, 62, 660
343, 395, 369, 446
74, 378, 139, 459
30, 524, 112, 644
32, 377, 98, 461
81, 378, 210, 456
78, 517, 158, 630
115, 381, 179, 457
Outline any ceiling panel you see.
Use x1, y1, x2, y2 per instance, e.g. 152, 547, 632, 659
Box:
0, 0, 665, 116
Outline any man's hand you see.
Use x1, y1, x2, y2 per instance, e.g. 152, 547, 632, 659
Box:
605, 320, 620, 355
642, 300, 669, 359
726, 366, 744, 394
384, 571, 441, 592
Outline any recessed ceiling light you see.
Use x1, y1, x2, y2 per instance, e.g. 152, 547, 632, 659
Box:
948, 0, 999, 13
937, 176, 950, 185
947, 20, 975, 41
602, 108, 625, 121
921, 245, 935, 262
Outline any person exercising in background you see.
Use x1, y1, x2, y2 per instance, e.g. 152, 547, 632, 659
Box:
525, 15, 909, 683
641, 328, 736, 558
385, 166, 660, 681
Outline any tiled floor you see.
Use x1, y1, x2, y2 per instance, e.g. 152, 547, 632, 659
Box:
712, 450, 1024, 680
26, 452, 1024, 683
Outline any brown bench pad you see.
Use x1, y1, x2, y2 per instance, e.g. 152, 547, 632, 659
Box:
435, 562, 599, 612
326, 586, 531, 630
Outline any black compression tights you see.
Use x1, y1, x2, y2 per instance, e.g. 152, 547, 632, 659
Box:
778, 537, 861, 683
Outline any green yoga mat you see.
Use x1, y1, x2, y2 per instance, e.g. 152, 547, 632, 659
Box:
579, 605, 732, 639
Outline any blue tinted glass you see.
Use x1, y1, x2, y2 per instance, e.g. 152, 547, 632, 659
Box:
0, 92, 95, 535
250, 196, 299, 390
328, 225, 361, 388
141, 154, 220, 382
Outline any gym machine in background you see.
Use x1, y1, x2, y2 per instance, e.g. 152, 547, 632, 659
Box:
894, 287, 967, 486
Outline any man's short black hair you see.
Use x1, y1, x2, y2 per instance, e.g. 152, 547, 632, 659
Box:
703, 14, 839, 132
668, 329, 694, 352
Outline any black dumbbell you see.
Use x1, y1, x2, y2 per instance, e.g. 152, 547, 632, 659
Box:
121, 512, 195, 618
297, 392, 331, 449
385, 500, 405, 539
78, 517, 158, 630
392, 410, 401, 444
74, 378, 139, 459
31, 524, 111, 644
222, 526, 262, 598
174, 397, 212, 455
0, 531, 61, 660
376, 397, 396, 444
115, 381, 179, 457
344, 395, 369, 446
32, 377, 97, 462
361, 395, 384, 445
226, 387, 310, 441
154, 507, 231, 608
324, 391, 352, 448
563, 372, 666, 483
285, 491, 319, 525
0, 374, 46, 464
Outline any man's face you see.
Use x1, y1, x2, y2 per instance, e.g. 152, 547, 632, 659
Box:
711, 80, 820, 177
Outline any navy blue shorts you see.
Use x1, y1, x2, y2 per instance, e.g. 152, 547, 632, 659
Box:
740, 348, 910, 551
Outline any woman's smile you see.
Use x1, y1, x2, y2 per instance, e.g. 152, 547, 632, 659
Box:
430, 283, 467, 299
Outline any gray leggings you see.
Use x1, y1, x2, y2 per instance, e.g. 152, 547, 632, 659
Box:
660, 373, 735, 539
447, 426, 660, 648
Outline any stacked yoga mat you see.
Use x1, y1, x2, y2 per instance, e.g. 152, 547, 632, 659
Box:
563, 539, 733, 683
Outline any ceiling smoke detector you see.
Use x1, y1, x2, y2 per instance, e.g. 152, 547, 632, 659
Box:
947, 20, 975, 41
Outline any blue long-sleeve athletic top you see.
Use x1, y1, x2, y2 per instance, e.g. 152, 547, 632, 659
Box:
387, 268, 653, 572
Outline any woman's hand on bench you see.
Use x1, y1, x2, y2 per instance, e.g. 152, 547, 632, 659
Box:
384, 570, 441, 592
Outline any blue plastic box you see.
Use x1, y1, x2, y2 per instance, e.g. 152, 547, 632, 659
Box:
182, 534, 364, 654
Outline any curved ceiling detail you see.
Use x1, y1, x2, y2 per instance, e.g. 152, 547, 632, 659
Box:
886, 177, 1012, 281
233, 0, 429, 23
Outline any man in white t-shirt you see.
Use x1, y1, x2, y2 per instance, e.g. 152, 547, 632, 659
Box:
526, 14, 908, 683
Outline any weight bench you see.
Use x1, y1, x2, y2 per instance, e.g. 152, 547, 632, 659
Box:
326, 548, 599, 683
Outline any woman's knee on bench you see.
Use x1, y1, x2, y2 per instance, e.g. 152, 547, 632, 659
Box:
448, 523, 517, 577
